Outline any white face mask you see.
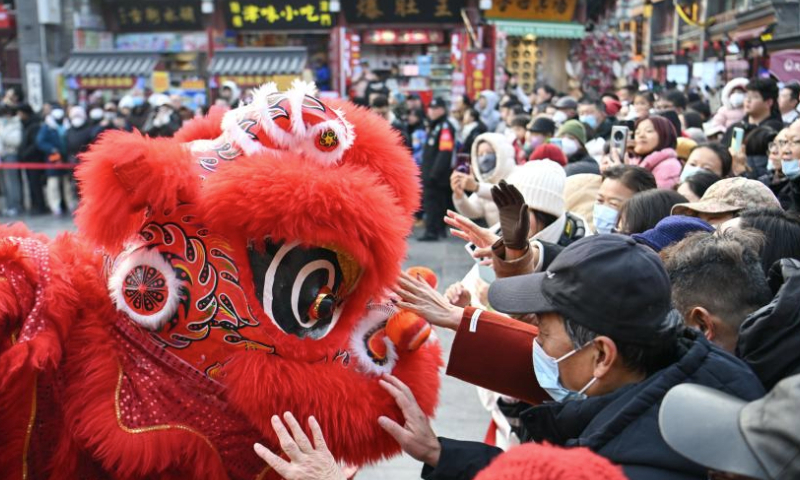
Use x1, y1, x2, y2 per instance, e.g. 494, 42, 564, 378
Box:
70, 117, 86, 128
51, 109, 65, 121
553, 110, 568, 125
561, 137, 580, 157
729, 92, 745, 108
89, 108, 104, 121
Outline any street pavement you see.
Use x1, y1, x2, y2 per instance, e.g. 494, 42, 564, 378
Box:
18, 214, 489, 480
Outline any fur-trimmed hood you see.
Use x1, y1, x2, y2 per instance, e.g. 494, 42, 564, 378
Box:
470, 132, 516, 184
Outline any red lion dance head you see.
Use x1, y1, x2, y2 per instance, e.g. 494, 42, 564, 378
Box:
0, 82, 441, 480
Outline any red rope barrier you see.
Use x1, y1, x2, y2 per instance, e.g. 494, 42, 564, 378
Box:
0, 163, 76, 169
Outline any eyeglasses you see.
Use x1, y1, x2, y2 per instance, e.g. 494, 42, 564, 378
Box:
769, 139, 800, 151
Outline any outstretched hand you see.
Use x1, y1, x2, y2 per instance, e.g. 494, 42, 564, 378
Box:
444, 210, 499, 248
491, 181, 530, 250
253, 413, 345, 480
394, 271, 463, 331
378, 374, 442, 467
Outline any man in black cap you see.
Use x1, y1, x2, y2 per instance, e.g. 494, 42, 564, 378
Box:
418, 98, 456, 241
526, 116, 556, 154
384, 233, 765, 479
660, 373, 800, 480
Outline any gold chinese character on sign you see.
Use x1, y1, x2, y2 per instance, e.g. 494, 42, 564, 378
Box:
118, 7, 129, 24
164, 7, 178, 23
320, 1, 330, 12
434, 0, 452, 17
180, 6, 196, 22
357, 0, 383, 20
320, 13, 332, 25
299, 5, 319, 22
243, 5, 260, 22
145, 7, 161, 23
128, 7, 143, 24
396, 0, 420, 17
281, 6, 295, 21
260, 6, 279, 22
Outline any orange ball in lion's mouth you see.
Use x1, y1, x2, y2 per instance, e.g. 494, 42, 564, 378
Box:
406, 266, 438, 289
386, 310, 432, 351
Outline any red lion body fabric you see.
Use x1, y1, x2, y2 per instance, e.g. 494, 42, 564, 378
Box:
0, 83, 442, 480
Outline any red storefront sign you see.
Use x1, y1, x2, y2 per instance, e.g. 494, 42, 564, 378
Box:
465, 50, 494, 100
769, 50, 800, 84
75, 76, 136, 89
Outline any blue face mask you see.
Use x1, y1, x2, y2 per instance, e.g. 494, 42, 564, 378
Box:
680, 164, 704, 183
533, 339, 597, 402
478, 153, 497, 174
593, 203, 619, 234
579, 114, 598, 130
782, 159, 800, 179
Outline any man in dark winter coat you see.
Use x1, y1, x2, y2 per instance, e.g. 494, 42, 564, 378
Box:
737, 258, 800, 391
383, 235, 765, 480
419, 98, 456, 241
723, 77, 784, 147
17, 104, 47, 214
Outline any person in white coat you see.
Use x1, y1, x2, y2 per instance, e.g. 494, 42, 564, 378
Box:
450, 132, 516, 226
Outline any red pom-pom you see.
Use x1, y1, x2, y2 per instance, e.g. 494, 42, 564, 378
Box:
386, 310, 431, 352
405, 266, 437, 289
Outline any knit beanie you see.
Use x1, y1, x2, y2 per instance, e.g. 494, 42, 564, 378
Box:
632, 215, 715, 252
505, 160, 565, 218
474, 443, 628, 480
557, 119, 587, 145
529, 144, 567, 167
528, 117, 556, 135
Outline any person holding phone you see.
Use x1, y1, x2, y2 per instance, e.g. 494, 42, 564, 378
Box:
621, 116, 682, 189
450, 133, 516, 226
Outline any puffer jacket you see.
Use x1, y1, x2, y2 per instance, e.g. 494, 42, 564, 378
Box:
452, 132, 516, 226
709, 78, 748, 130
632, 148, 682, 189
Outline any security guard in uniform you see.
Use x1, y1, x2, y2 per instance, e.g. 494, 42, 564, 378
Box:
419, 98, 455, 241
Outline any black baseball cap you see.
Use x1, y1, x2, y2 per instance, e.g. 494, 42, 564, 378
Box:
428, 97, 447, 109
528, 117, 556, 135
659, 374, 800, 479
488, 235, 674, 346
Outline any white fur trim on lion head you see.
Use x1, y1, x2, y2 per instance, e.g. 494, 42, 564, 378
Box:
218, 80, 354, 166
350, 303, 399, 376
108, 247, 184, 330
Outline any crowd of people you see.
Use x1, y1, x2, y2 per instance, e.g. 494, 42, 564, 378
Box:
248, 76, 800, 480
0, 82, 241, 217
2, 72, 800, 479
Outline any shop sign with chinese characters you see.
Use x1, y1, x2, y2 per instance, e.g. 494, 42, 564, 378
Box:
109, 1, 203, 32
224, 0, 335, 29
465, 50, 494, 100
343, 0, 460, 24
73, 76, 137, 90
363, 29, 444, 45
486, 0, 578, 22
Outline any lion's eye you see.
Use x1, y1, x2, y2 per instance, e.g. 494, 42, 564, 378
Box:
248, 239, 359, 339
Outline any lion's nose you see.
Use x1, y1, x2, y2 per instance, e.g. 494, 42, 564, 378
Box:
308, 286, 337, 321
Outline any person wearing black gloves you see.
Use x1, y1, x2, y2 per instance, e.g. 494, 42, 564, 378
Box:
419, 98, 456, 241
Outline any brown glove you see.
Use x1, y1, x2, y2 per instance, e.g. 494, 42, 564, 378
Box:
491, 180, 530, 250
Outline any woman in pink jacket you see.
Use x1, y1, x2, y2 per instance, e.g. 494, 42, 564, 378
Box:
627, 116, 682, 189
